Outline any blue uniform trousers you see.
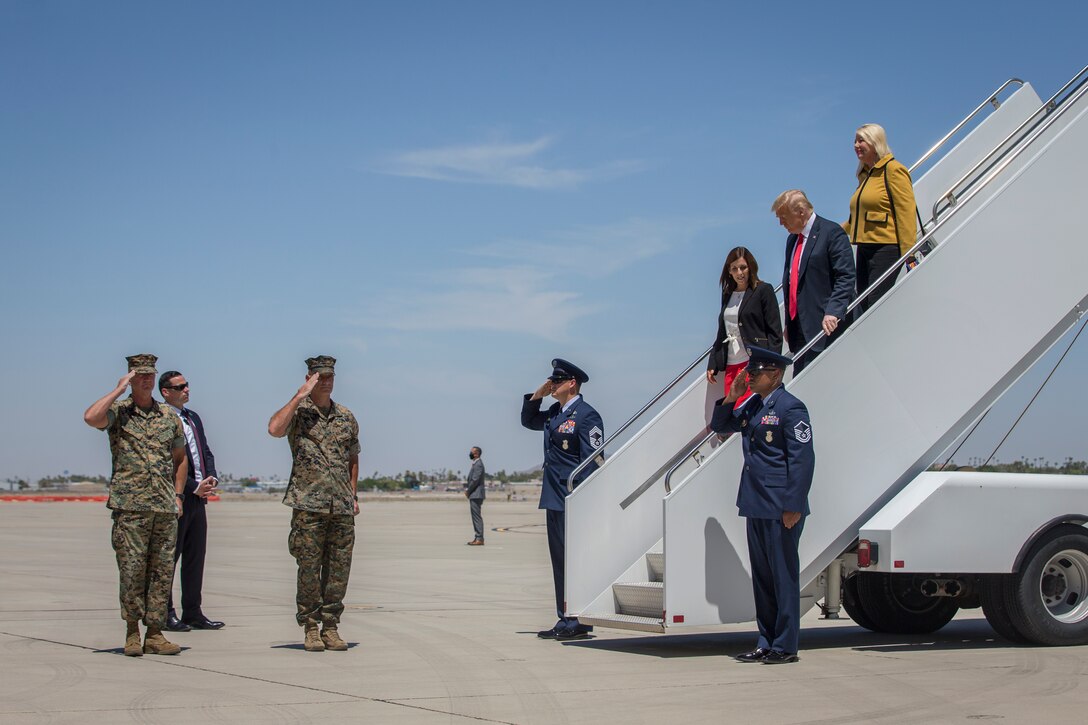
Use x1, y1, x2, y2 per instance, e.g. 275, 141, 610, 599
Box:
546, 509, 569, 623
746, 516, 805, 654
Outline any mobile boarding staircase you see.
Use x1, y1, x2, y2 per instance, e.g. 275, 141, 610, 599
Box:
565, 65, 1088, 634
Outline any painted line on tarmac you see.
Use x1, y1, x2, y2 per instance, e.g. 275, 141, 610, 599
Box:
0, 629, 520, 725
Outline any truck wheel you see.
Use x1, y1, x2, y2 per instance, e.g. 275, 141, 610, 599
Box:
842, 574, 884, 632
979, 575, 1028, 643
1004, 524, 1088, 646
855, 572, 958, 634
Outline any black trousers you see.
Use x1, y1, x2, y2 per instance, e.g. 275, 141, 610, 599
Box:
169, 494, 207, 619
855, 243, 901, 314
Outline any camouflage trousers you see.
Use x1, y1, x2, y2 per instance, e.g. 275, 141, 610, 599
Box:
288, 509, 355, 627
111, 510, 177, 626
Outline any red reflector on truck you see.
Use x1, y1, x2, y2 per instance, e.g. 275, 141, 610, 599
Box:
894, 560, 904, 568
673, 614, 684, 623
857, 540, 874, 567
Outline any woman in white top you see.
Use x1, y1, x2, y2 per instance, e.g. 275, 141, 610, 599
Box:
706, 246, 783, 399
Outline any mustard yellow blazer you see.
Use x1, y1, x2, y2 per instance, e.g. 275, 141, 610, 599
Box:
844, 154, 917, 257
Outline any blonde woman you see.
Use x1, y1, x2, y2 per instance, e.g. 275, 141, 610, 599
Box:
844, 124, 917, 313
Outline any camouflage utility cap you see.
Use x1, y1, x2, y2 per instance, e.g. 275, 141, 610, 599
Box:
126, 354, 158, 374
306, 355, 336, 375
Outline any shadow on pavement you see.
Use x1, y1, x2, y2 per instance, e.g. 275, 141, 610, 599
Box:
562, 619, 1023, 658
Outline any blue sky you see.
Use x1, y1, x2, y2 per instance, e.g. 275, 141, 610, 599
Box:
2, 1, 1086, 484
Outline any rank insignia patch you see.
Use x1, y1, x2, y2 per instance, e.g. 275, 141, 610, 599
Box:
589, 426, 603, 449
794, 421, 812, 443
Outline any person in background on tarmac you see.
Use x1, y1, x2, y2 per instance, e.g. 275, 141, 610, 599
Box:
465, 446, 486, 545
83, 354, 187, 658
521, 358, 604, 641
707, 245, 783, 404
709, 346, 815, 665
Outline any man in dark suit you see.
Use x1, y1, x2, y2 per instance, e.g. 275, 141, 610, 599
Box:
521, 358, 604, 641
710, 346, 815, 664
774, 189, 855, 373
159, 371, 225, 632
465, 446, 486, 545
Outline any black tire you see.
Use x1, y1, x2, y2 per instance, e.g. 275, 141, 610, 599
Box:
842, 574, 884, 632
1003, 524, 1088, 646
854, 572, 959, 634
979, 575, 1029, 643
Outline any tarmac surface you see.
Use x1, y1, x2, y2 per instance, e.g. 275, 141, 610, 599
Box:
2, 498, 1088, 724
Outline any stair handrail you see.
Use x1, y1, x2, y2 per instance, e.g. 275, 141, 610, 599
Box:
931, 65, 1088, 221
908, 78, 1024, 176
664, 67, 1088, 496
663, 430, 716, 493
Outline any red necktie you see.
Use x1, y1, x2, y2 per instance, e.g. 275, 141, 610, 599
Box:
789, 233, 804, 320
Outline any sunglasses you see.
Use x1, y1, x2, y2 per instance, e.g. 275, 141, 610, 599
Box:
163, 383, 190, 391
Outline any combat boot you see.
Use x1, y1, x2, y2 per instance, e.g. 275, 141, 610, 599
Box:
124, 621, 143, 657
303, 623, 325, 652
321, 626, 348, 651
143, 626, 182, 655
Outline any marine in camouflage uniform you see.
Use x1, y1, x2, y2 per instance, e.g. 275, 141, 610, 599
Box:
84, 354, 188, 656
268, 355, 360, 652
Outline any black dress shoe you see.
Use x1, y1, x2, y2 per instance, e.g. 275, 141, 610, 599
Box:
183, 615, 225, 630
761, 650, 799, 664
165, 614, 191, 632
734, 647, 770, 663
555, 629, 591, 641
537, 620, 566, 639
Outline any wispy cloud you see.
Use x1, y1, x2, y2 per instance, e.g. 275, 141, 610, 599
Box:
379, 136, 645, 190
354, 216, 725, 340
472, 216, 727, 276
354, 266, 599, 341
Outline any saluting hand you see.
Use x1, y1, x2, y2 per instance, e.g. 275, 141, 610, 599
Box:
298, 373, 321, 397
530, 380, 555, 401
725, 369, 748, 402
116, 370, 136, 392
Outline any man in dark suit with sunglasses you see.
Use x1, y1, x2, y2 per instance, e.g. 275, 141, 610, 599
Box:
159, 371, 225, 632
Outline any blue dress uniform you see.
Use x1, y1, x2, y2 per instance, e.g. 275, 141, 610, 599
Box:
710, 347, 815, 662
521, 359, 604, 639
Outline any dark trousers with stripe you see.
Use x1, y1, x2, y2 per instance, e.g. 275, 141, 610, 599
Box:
746, 516, 805, 654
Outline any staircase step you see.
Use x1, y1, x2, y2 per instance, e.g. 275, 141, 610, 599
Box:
577, 612, 665, 633
646, 552, 664, 582
614, 581, 663, 618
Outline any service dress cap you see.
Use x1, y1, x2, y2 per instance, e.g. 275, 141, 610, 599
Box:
306, 355, 337, 374
744, 345, 793, 371
125, 353, 158, 374
549, 358, 589, 384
